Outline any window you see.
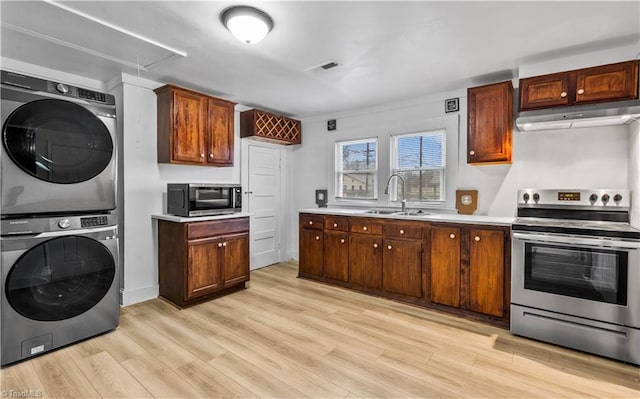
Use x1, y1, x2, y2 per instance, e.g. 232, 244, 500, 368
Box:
336, 138, 377, 199
390, 130, 445, 202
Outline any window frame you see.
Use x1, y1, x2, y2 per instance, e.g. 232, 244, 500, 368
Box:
335, 137, 379, 200
389, 129, 447, 203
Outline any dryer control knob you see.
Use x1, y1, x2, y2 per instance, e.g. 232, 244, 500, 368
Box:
58, 219, 71, 229
56, 83, 69, 94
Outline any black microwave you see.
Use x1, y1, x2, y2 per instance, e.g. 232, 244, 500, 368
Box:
167, 184, 242, 217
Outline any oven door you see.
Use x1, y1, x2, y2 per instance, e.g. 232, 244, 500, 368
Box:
512, 231, 640, 328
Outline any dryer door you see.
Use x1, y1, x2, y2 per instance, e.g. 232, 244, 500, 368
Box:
5, 234, 116, 321
2, 99, 114, 184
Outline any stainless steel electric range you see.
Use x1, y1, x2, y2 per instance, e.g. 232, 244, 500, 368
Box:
511, 188, 640, 365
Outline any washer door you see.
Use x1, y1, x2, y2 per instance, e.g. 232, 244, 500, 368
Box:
2, 99, 114, 184
5, 235, 116, 321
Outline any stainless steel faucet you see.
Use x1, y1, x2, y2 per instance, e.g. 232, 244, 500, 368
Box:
384, 174, 406, 213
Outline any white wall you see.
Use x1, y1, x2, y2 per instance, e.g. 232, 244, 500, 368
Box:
630, 120, 640, 228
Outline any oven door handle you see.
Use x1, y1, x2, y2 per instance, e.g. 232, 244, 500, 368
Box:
512, 232, 640, 249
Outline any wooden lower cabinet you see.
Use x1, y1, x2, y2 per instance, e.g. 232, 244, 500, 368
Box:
349, 233, 383, 289
298, 213, 511, 326
158, 217, 249, 307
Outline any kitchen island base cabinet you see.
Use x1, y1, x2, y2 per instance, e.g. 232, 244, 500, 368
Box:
158, 217, 249, 308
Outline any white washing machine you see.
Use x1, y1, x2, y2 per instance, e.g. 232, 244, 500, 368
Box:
1, 214, 119, 366
1, 70, 117, 216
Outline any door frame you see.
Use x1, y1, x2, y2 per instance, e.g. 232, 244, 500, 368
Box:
241, 139, 290, 270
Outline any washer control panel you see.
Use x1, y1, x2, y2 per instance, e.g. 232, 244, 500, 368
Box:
81, 216, 109, 228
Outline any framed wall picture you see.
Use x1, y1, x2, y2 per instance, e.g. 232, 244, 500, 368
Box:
445, 98, 459, 113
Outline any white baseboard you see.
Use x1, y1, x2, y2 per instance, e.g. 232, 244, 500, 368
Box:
121, 284, 159, 306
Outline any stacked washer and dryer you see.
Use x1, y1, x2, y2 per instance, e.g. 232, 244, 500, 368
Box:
0, 70, 120, 366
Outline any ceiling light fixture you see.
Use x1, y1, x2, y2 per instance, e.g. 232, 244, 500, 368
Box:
221, 5, 273, 45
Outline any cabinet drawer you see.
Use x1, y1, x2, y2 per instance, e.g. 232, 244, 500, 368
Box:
187, 217, 249, 240
349, 218, 383, 235
325, 216, 348, 231
300, 214, 323, 230
383, 221, 423, 239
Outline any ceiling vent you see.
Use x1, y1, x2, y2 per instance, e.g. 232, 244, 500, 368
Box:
304, 59, 341, 72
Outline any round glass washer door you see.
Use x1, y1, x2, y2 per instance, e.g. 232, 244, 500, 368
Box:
5, 236, 116, 321
2, 99, 114, 184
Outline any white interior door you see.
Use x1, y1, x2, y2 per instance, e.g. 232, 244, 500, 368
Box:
248, 145, 281, 269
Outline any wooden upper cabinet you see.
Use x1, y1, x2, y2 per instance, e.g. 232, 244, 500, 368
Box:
241, 109, 302, 145
519, 60, 639, 111
467, 81, 513, 164
575, 61, 639, 104
155, 84, 236, 166
519, 72, 570, 110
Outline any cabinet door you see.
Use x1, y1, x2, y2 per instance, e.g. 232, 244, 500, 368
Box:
349, 233, 382, 289
324, 231, 349, 282
172, 90, 206, 163
382, 238, 422, 298
187, 238, 222, 300
207, 98, 235, 165
467, 81, 513, 164
576, 61, 639, 104
519, 72, 570, 110
469, 229, 505, 317
221, 232, 250, 287
430, 226, 461, 307
299, 229, 324, 276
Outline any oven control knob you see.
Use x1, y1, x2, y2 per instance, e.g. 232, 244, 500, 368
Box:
601, 194, 610, 203
614, 194, 622, 203
56, 83, 69, 94
58, 219, 71, 229
523, 193, 530, 202
532, 193, 540, 203
589, 193, 598, 203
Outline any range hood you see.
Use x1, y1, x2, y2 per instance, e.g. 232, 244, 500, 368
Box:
516, 99, 640, 131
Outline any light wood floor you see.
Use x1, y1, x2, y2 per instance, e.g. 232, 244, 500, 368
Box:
2, 261, 639, 398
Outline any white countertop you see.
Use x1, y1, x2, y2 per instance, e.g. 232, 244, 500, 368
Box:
298, 208, 514, 226
152, 212, 252, 223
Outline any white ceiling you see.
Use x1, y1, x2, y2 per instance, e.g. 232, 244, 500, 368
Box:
2, 1, 639, 118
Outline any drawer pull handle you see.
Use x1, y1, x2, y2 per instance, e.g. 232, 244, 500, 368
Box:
363, 226, 368, 231
400, 229, 405, 234
450, 233, 456, 239
315, 236, 320, 240
577, 88, 585, 95
373, 243, 378, 248
333, 223, 338, 228
309, 221, 313, 225
218, 242, 223, 248
474, 236, 481, 242
387, 245, 393, 250
340, 239, 345, 244
560, 91, 567, 98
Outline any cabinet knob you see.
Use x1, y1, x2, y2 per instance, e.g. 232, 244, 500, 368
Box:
363, 226, 368, 231
309, 221, 313, 225
560, 91, 567, 98
399, 229, 405, 235
200, 153, 205, 158
333, 223, 338, 228
340, 239, 345, 244
315, 236, 320, 240
218, 242, 223, 248
209, 154, 214, 158
469, 150, 475, 156
449, 233, 456, 239
223, 242, 227, 247
474, 236, 481, 242
373, 243, 378, 248
387, 245, 393, 250
577, 88, 585, 95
